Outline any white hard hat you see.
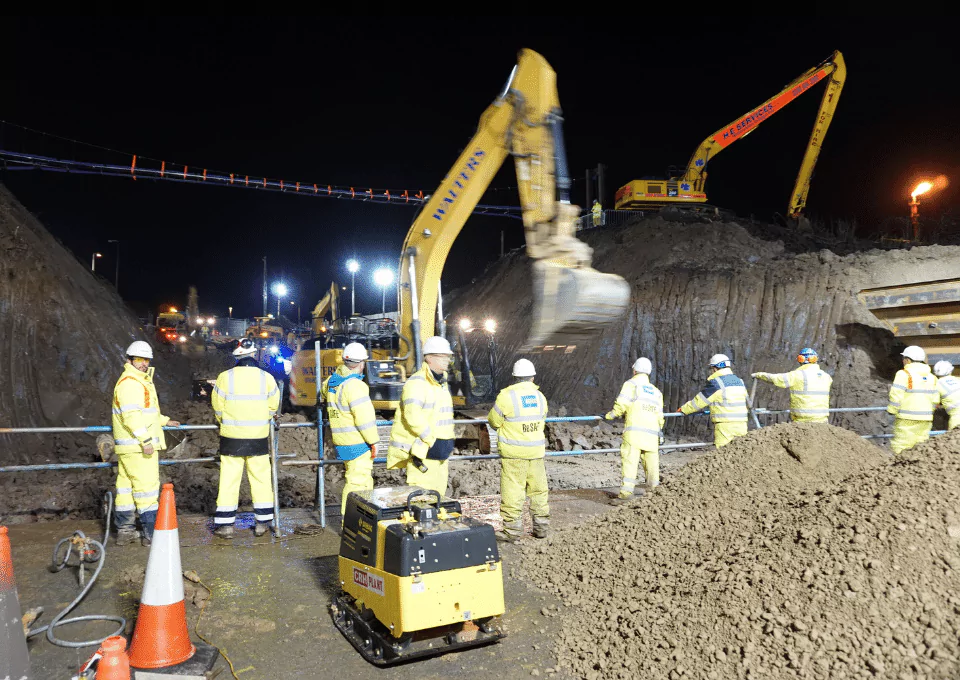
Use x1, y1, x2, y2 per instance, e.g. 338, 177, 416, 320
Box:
512, 358, 536, 377
633, 357, 652, 375
933, 360, 954, 377
233, 338, 257, 357
708, 353, 731, 368
901, 345, 926, 362
125, 341, 154, 359
342, 342, 369, 362
422, 336, 453, 355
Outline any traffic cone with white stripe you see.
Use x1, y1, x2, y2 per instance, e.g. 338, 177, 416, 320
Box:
0, 526, 32, 680
128, 483, 196, 669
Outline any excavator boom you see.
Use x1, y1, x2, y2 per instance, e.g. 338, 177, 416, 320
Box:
397, 49, 630, 372
615, 51, 845, 219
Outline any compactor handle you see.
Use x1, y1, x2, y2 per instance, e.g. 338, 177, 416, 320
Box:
406, 488, 442, 512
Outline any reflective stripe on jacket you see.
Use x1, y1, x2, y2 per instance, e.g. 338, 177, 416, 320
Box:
680, 368, 748, 424
112, 363, 169, 454
323, 365, 379, 461
386, 366, 454, 469
757, 364, 832, 422
888, 363, 939, 422
938, 375, 960, 419
610, 374, 664, 449
487, 381, 548, 459
212, 365, 280, 439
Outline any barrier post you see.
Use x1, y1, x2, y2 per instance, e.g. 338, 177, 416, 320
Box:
315, 346, 326, 529
271, 386, 282, 538
747, 377, 763, 430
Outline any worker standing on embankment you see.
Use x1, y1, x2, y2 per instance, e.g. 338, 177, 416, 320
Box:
752, 347, 833, 423
605, 357, 664, 503
888, 346, 940, 454
933, 360, 960, 430
678, 353, 748, 448
111, 341, 180, 547
487, 359, 550, 542
386, 336, 456, 496
322, 342, 380, 520
211, 338, 280, 538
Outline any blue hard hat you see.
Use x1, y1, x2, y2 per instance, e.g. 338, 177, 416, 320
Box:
799, 347, 817, 357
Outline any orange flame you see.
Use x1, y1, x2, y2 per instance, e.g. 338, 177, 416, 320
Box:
911, 181, 933, 199
911, 174, 949, 200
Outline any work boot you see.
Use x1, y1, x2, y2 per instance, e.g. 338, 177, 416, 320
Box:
253, 522, 269, 537
532, 526, 549, 539
494, 530, 518, 544
213, 525, 234, 539
141, 535, 152, 547
609, 493, 636, 506
115, 528, 139, 546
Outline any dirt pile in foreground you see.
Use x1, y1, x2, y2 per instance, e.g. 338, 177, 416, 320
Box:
520, 423, 960, 679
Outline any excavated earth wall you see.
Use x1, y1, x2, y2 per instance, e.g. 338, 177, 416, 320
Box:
448, 217, 960, 440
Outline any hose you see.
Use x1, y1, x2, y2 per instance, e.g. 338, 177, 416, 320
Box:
27, 491, 126, 648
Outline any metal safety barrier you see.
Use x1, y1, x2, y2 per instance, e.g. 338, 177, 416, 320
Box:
0, 389, 950, 532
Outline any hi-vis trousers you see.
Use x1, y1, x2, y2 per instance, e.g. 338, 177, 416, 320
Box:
215, 454, 274, 525
619, 444, 659, 498
115, 451, 160, 536
500, 457, 549, 538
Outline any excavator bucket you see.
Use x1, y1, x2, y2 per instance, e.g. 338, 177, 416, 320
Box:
523, 261, 631, 352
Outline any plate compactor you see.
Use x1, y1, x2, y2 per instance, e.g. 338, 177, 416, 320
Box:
332, 486, 506, 665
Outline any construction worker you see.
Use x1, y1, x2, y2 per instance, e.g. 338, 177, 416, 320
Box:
487, 359, 549, 542
591, 199, 603, 227
678, 353, 749, 447
751, 347, 833, 423
322, 342, 380, 519
605, 357, 664, 503
887, 346, 940, 454
386, 336, 456, 495
934, 361, 960, 430
112, 341, 180, 547
211, 338, 280, 538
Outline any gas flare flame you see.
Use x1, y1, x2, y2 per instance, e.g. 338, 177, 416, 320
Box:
910, 175, 949, 200
911, 181, 933, 199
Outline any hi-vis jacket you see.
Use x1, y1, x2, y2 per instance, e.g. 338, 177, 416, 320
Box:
212, 363, 280, 440
323, 365, 379, 461
680, 368, 749, 424
755, 364, 833, 422
609, 373, 664, 450
112, 364, 170, 454
487, 382, 549, 459
887, 362, 939, 421
387, 366, 455, 468
937, 374, 960, 425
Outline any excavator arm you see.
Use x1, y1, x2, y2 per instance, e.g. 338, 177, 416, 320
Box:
615, 51, 845, 219
311, 281, 340, 335
681, 50, 845, 216
397, 49, 630, 372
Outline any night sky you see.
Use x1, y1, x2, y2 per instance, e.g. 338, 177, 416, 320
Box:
3, 18, 957, 319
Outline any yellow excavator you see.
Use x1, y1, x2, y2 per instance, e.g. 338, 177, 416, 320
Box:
615, 50, 846, 222
331, 48, 630, 666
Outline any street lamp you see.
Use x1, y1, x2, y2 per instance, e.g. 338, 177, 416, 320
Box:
272, 282, 288, 318
290, 299, 300, 325
373, 268, 394, 316
346, 259, 360, 316
91, 252, 102, 272
107, 239, 119, 292
228, 306, 233, 318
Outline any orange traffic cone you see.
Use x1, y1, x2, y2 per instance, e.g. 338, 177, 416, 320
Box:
128, 483, 196, 668
1, 525, 33, 680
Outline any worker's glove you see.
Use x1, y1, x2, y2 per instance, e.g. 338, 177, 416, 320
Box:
166, 420, 181, 428
751, 372, 767, 380
658, 431, 665, 446
142, 443, 155, 457
604, 411, 616, 421
369, 443, 378, 458
675, 408, 684, 414
412, 457, 429, 474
